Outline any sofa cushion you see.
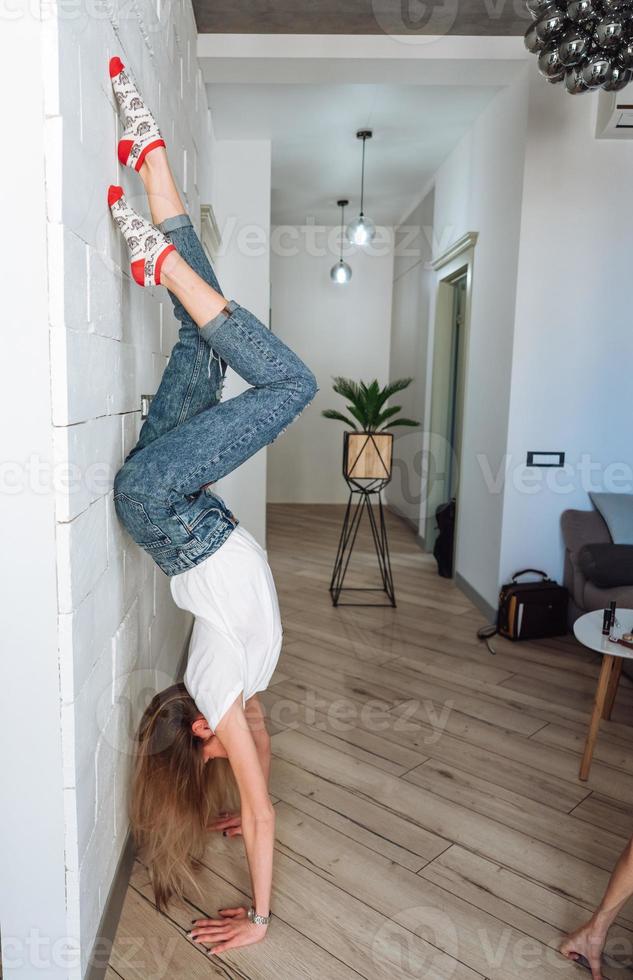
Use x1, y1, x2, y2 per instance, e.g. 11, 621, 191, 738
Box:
579, 543, 633, 588
561, 509, 611, 610
590, 492, 633, 545
564, 551, 586, 610
583, 579, 633, 612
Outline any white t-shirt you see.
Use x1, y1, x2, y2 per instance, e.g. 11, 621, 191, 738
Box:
169, 525, 282, 730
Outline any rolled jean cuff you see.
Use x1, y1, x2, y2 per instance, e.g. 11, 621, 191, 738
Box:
157, 214, 192, 234
200, 300, 238, 346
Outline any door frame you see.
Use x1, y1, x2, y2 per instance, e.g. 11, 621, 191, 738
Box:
422, 232, 478, 560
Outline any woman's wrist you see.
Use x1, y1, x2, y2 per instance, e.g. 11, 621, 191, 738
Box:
248, 906, 272, 927
590, 908, 616, 935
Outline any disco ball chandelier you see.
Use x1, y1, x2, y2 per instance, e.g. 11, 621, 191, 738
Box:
524, 0, 633, 94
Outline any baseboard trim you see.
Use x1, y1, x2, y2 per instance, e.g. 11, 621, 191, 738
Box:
85, 833, 136, 980
85, 623, 193, 980
454, 571, 496, 623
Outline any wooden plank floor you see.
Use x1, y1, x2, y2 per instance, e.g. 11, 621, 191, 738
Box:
108, 503, 633, 979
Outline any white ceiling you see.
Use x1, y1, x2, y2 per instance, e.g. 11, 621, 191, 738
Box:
206, 82, 502, 225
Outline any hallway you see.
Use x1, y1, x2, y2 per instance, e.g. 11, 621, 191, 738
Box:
107, 505, 633, 979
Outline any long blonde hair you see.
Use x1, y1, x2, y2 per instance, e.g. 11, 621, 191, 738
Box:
130, 682, 238, 910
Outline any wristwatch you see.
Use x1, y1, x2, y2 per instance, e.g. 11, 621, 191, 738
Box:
248, 907, 271, 926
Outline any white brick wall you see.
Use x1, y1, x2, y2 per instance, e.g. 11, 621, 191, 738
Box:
44, 1, 213, 972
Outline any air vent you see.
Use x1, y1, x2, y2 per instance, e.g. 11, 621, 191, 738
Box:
596, 89, 633, 138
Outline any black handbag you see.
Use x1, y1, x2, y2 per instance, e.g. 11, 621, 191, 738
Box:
433, 499, 455, 578
477, 568, 568, 654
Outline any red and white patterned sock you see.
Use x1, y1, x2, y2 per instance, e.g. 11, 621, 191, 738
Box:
109, 57, 165, 172
108, 186, 176, 287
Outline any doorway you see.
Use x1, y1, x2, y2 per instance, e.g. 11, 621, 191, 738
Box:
424, 258, 472, 570
446, 274, 467, 503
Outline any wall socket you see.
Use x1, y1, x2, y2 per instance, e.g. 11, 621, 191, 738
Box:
140, 394, 154, 420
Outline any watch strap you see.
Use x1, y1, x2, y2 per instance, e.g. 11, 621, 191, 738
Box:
248, 907, 271, 926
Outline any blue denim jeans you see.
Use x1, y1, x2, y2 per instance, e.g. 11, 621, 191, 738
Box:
113, 214, 317, 576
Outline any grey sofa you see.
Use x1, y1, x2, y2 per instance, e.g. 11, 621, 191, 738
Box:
561, 508, 633, 623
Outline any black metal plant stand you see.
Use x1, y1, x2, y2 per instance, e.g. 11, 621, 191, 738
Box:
329, 432, 396, 607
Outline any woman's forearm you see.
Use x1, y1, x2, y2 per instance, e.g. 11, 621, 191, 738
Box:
593, 839, 633, 931
255, 739, 271, 785
241, 807, 275, 917
216, 700, 276, 925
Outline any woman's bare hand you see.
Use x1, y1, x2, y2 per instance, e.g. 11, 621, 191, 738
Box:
207, 811, 242, 837
560, 921, 606, 979
188, 907, 267, 954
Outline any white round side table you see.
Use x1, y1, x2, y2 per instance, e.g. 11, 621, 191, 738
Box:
574, 608, 633, 781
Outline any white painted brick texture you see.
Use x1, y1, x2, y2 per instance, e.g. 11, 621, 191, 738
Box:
47, 0, 207, 968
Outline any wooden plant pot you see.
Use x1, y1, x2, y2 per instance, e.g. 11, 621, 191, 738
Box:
344, 431, 393, 481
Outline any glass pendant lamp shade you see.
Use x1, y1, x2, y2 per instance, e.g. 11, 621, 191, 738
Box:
346, 129, 376, 246
330, 259, 352, 283
346, 213, 376, 247
330, 199, 352, 284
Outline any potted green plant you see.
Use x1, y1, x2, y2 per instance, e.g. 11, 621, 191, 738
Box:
322, 377, 419, 480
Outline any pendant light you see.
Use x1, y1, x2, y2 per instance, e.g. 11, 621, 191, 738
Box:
346, 130, 376, 247
330, 199, 352, 284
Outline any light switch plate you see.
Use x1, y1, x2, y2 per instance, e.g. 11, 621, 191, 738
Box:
526, 451, 565, 468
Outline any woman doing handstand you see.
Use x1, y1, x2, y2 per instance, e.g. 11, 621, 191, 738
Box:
106, 57, 317, 956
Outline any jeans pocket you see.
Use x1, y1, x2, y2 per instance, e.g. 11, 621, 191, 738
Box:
171, 490, 232, 544
114, 492, 173, 550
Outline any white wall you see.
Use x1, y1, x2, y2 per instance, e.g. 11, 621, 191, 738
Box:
499, 77, 633, 584
386, 192, 435, 529
6, 3, 214, 976
427, 74, 529, 609
387, 69, 633, 612
212, 139, 272, 548
0, 14, 69, 980
267, 228, 394, 503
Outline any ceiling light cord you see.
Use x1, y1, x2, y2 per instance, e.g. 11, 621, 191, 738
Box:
346, 130, 376, 247
339, 201, 346, 260
331, 198, 352, 283
359, 135, 367, 216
